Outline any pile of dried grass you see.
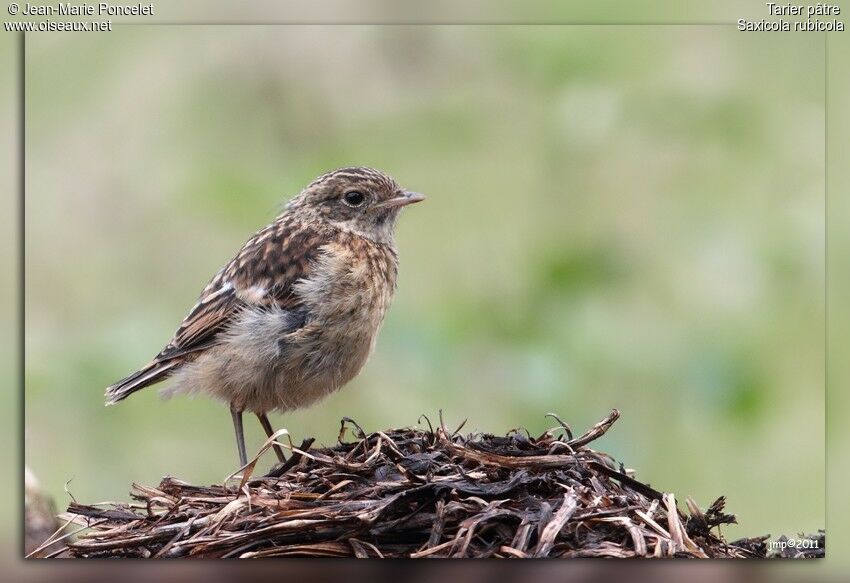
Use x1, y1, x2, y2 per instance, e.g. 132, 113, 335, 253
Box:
44, 410, 819, 558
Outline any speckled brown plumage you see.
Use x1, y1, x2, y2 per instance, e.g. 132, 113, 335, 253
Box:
105, 167, 423, 466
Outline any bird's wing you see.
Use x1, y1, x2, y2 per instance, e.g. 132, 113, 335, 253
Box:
160, 218, 328, 360
105, 218, 330, 404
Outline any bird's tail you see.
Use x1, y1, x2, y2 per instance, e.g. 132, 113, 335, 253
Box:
104, 360, 178, 405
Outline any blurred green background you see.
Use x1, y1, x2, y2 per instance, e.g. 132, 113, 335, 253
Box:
24, 26, 824, 541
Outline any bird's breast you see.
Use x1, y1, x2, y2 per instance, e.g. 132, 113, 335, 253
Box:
292, 235, 398, 346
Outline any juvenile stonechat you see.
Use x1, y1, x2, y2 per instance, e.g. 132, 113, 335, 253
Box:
105, 167, 424, 467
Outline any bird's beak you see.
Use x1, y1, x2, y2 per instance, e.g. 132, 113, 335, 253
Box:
375, 191, 426, 210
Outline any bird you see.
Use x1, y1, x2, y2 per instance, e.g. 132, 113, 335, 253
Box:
105, 167, 424, 468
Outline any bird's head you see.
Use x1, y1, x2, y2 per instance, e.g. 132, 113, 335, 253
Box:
286, 167, 424, 244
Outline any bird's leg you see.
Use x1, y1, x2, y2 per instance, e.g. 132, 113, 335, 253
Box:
256, 413, 286, 463
230, 404, 248, 468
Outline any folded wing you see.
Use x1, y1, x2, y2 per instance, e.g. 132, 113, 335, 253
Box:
105, 217, 329, 404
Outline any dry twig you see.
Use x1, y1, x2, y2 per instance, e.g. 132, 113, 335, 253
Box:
56, 410, 818, 559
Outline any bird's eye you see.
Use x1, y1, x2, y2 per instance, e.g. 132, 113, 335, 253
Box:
342, 191, 366, 207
